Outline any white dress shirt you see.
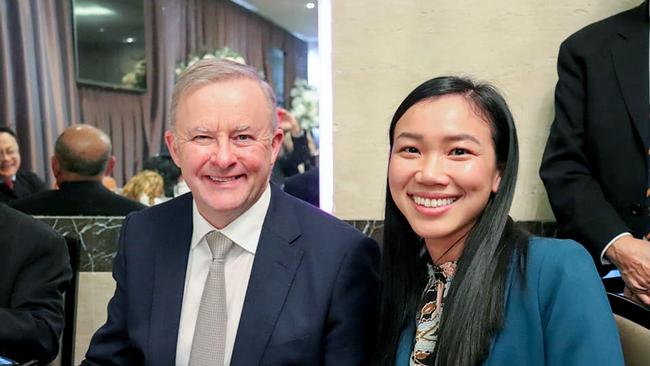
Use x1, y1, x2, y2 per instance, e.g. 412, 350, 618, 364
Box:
175, 185, 271, 366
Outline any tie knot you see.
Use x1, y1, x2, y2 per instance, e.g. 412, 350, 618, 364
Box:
205, 231, 233, 260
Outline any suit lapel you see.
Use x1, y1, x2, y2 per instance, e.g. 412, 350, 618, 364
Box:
148, 194, 194, 365
611, 4, 649, 149
230, 186, 304, 365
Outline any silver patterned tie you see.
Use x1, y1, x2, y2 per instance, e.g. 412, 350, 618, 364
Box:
188, 231, 233, 366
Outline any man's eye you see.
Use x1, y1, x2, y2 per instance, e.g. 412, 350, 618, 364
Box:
235, 135, 252, 141
190, 135, 213, 144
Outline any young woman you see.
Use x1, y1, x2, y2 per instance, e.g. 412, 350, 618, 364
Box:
374, 76, 624, 366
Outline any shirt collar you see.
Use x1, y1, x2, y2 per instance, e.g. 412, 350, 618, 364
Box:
191, 183, 272, 254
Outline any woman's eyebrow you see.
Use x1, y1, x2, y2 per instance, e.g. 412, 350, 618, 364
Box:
443, 133, 481, 145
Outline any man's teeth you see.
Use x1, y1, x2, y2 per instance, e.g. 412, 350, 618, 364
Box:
413, 196, 456, 208
209, 176, 238, 182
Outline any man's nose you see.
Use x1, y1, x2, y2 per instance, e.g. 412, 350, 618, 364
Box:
210, 140, 237, 168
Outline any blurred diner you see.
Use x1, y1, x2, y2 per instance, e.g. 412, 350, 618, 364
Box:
0, 126, 46, 203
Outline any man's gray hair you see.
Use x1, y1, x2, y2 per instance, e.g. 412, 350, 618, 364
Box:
170, 59, 278, 129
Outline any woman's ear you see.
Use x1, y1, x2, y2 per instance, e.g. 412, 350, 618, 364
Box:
491, 170, 502, 193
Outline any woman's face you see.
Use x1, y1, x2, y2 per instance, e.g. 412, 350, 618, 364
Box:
388, 94, 501, 248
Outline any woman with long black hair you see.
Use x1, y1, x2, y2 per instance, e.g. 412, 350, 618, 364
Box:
374, 76, 624, 366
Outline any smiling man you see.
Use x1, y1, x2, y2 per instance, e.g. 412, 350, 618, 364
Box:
0, 127, 46, 203
83, 59, 380, 366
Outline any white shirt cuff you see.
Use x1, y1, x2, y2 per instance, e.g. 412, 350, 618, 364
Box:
600, 232, 632, 265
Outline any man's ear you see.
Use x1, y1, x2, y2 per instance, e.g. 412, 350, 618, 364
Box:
165, 130, 181, 167
270, 127, 284, 164
105, 156, 116, 176
51, 156, 59, 177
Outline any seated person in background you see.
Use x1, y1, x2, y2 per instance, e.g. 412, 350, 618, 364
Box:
0, 204, 71, 364
102, 175, 118, 192
0, 126, 46, 203
122, 170, 166, 206
283, 163, 319, 207
272, 107, 317, 184
10, 124, 146, 216
373, 76, 623, 365
143, 154, 181, 198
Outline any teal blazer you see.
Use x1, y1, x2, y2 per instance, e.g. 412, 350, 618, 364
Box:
395, 237, 624, 365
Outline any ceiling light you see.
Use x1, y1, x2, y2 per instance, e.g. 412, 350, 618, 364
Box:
230, 0, 258, 12
124, 37, 135, 43
306, 2, 315, 9
74, 5, 115, 16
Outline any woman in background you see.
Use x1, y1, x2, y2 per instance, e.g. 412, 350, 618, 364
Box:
122, 170, 165, 206
373, 76, 623, 365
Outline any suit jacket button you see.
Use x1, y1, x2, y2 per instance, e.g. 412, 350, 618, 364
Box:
631, 203, 643, 215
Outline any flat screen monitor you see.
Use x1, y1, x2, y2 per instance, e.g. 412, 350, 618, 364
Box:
72, 0, 146, 92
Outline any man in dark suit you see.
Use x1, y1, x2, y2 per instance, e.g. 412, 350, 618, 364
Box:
0, 204, 71, 363
10, 124, 146, 216
540, 1, 650, 306
82, 59, 380, 365
284, 166, 319, 207
0, 126, 46, 203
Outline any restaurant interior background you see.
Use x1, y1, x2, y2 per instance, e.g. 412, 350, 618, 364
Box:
0, 0, 639, 363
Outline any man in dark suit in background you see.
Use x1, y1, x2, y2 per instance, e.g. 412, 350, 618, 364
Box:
0, 204, 71, 363
0, 126, 46, 203
10, 124, 146, 216
540, 0, 650, 306
283, 166, 320, 207
83, 59, 380, 365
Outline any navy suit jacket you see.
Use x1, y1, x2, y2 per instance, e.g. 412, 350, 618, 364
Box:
83, 185, 380, 365
395, 238, 624, 366
0, 204, 71, 363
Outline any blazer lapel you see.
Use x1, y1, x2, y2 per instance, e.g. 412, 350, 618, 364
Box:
611, 5, 649, 149
230, 186, 304, 365
148, 194, 194, 365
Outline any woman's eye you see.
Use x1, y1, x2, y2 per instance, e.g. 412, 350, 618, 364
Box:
450, 148, 468, 156
400, 146, 419, 154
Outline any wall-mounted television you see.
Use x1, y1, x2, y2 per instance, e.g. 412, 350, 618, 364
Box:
72, 0, 146, 92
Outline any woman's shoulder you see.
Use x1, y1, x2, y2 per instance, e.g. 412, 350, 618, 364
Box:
523, 236, 598, 280
526, 236, 589, 258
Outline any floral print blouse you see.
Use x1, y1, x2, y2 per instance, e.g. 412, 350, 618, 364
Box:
410, 260, 457, 366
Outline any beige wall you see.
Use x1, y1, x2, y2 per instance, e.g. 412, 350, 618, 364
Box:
332, 0, 639, 220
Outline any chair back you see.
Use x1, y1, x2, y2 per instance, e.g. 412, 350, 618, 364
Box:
607, 292, 650, 366
61, 236, 80, 366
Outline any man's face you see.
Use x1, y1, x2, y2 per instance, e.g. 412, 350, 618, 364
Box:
0, 132, 21, 180
165, 78, 283, 228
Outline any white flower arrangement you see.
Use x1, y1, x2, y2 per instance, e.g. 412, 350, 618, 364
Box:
175, 46, 247, 77
290, 79, 319, 130
121, 59, 146, 89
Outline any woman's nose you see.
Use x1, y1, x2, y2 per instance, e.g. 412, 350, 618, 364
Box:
415, 155, 450, 186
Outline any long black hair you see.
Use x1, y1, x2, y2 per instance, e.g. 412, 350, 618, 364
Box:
374, 76, 529, 366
